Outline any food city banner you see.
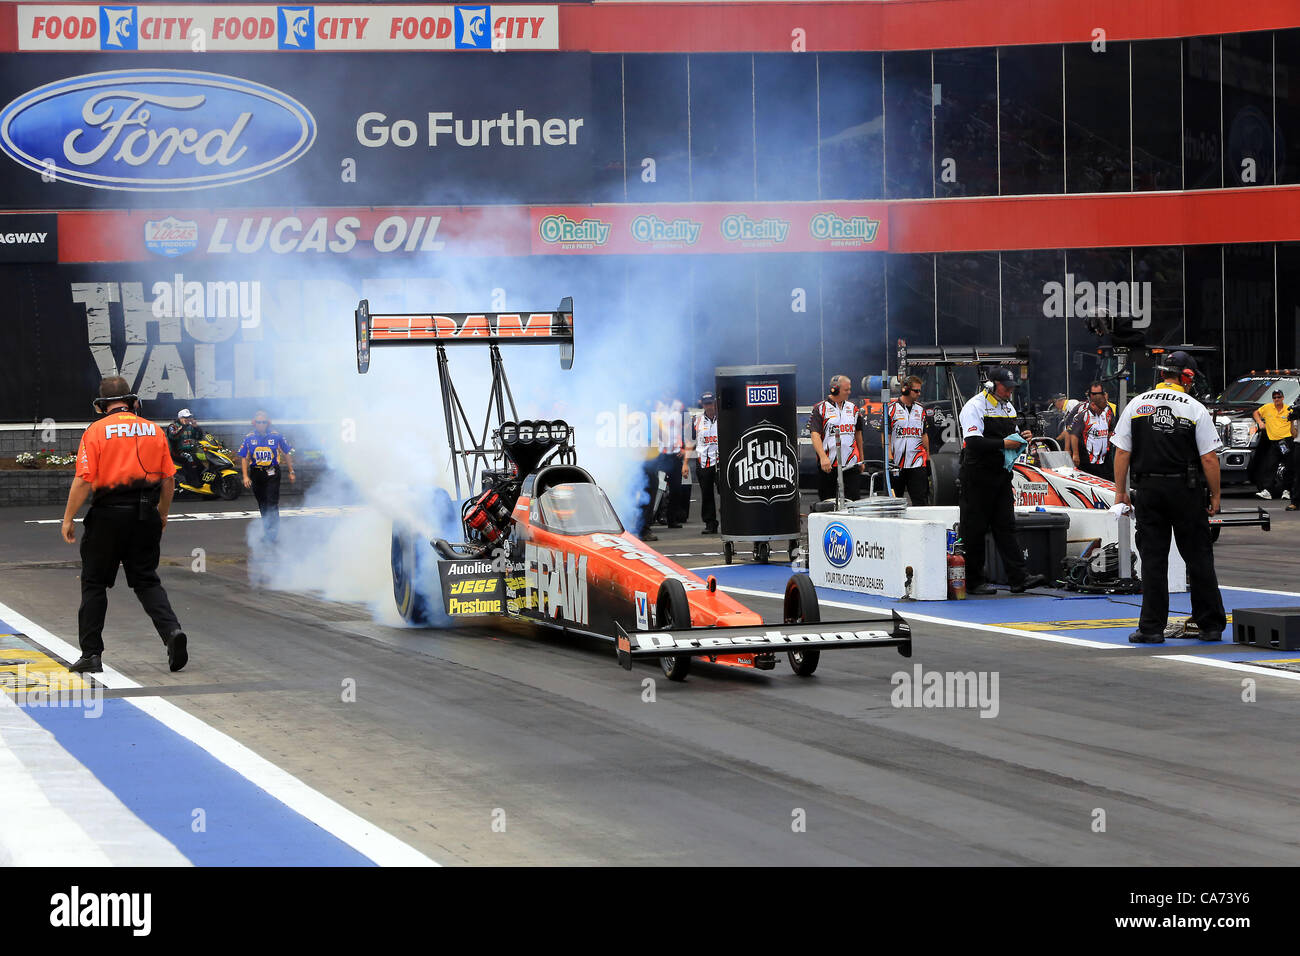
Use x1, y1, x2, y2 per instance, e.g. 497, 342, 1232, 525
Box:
0, 50, 593, 208
14, 5, 561, 52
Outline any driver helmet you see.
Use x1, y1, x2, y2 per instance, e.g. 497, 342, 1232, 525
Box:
176, 408, 195, 423
548, 483, 579, 522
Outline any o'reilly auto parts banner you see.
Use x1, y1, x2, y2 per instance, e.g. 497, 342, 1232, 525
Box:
531, 202, 887, 255
0, 51, 592, 208
16, 5, 560, 51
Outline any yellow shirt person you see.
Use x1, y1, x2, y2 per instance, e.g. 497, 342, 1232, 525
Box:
1256, 400, 1293, 441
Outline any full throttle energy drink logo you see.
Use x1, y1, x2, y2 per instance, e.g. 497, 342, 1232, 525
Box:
726, 423, 797, 505
538, 214, 611, 247
809, 212, 880, 246
630, 214, 701, 246
0, 69, 316, 190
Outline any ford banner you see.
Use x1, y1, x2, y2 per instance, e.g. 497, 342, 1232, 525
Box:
0, 52, 594, 208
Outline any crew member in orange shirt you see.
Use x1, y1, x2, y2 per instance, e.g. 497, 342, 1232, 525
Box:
60, 377, 189, 674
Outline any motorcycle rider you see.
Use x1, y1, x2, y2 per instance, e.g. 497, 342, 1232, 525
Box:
166, 408, 204, 489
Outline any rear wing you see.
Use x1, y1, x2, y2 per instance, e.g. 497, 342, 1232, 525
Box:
356, 296, 574, 373
615, 612, 912, 669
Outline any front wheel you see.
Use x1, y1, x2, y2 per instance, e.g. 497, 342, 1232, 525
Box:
391, 525, 435, 626
218, 472, 241, 500
723, 540, 734, 565
755, 541, 770, 564
657, 577, 692, 682
784, 572, 822, 677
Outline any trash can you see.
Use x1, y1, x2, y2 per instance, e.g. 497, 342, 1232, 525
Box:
715, 364, 800, 565
981, 510, 1069, 585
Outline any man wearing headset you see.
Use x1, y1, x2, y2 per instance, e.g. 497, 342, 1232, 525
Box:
61, 377, 188, 674
886, 375, 931, 505
810, 374, 864, 502
958, 367, 1048, 595
1112, 351, 1226, 643
238, 411, 296, 544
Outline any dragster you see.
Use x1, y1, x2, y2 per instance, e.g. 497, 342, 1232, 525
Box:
354, 296, 913, 681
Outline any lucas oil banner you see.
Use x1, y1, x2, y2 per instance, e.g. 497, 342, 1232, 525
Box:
0, 51, 594, 208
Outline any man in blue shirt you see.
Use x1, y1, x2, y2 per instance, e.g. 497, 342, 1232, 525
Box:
238, 411, 296, 543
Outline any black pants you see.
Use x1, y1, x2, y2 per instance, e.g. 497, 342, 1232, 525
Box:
654, 452, 685, 524
250, 468, 282, 541
696, 463, 718, 529
959, 465, 1027, 587
1132, 478, 1227, 635
895, 466, 930, 505
1252, 437, 1286, 495
638, 459, 663, 535
78, 503, 181, 657
816, 465, 861, 503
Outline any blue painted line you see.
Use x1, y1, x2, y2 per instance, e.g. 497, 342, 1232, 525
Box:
22, 699, 374, 867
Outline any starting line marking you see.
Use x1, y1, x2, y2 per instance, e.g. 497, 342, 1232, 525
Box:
0, 598, 438, 867
24, 506, 364, 525
1158, 654, 1300, 682
717, 585, 1123, 649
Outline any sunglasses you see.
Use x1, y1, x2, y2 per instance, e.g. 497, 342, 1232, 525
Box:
1089, 392, 1104, 397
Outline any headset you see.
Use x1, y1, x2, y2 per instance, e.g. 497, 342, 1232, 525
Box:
829, 376, 842, 397
92, 392, 140, 416
1157, 359, 1196, 387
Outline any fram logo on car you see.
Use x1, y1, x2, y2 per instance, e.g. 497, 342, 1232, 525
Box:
823, 522, 853, 568
0, 70, 316, 191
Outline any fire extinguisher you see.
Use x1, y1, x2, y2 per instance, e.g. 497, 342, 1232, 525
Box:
947, 543, 967, 600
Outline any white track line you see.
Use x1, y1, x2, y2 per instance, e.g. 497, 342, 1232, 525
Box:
0, 598, 438, 867
1157, 654, 1300, 682
717, 585, 1124, 649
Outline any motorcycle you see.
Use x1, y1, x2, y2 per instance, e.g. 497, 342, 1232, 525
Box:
173, 435, 242, 500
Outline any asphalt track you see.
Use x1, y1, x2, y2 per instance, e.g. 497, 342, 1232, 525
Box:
1, 487, 1298, 865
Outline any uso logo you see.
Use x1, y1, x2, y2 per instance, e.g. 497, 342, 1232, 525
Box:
0, 70, 316, 191
823, 522, 853, 568
746, 384, 779, 406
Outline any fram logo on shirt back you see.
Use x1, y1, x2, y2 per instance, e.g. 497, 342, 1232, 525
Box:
104, 421, 156, 438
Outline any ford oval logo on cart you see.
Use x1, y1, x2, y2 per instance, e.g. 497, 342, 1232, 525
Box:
823, 522, 853, 568
0, 69, 316, 191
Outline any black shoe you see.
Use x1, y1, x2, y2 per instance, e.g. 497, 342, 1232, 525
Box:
1010, 573, 1048, 593
1128, 630, 1165, 644
1198, 630, 1223, 642
641, 531, 659, 542
703, 525, 718, 535
968, 583, 996, 596
67, 654, 102, 674
667, 523, 683, 529
166, 630, 189, 672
